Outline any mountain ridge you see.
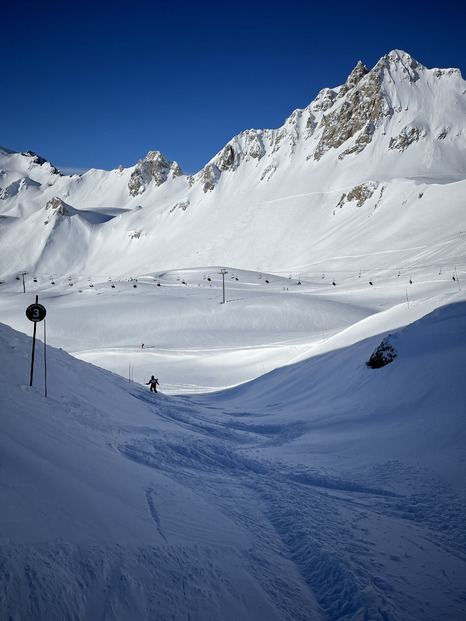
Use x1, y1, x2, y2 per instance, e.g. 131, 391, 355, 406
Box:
0, 49, 465, 278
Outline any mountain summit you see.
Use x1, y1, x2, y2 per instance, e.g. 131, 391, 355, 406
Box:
0, 50, 465, 277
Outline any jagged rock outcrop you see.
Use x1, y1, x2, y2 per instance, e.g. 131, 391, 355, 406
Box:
43, 197, 76, 224
195, 129, 274, 191
273, 110, 307, 154
128, 151, 183, 196
309, 51, 435, 162
197, 163, 221, 192
366, 337, 397, 369
45, 196, 72, 217
218, 145, 237, 171
336, 182, 379, 209
185, 50, 458, 193
312, 68, 382, 161
24, 150, 62, 175
389, 125, 427, 151
373, 50, 422, 84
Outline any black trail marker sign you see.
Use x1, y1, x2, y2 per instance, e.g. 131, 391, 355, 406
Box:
26, 296, 47, 390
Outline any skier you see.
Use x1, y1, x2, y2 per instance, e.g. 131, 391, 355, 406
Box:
146, 376, 159, 393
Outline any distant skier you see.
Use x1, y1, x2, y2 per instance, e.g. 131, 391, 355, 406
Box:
147, 376, 159, 393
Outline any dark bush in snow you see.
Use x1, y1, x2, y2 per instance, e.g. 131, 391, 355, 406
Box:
366, 337, 397, 368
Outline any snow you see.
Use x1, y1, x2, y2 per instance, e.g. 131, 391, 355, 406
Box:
0, 290, 465, 620
0, 50, 466, 620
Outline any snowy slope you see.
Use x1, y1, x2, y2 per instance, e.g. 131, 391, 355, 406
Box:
1, 299, 465, 620
0, 51, 465, 395
1, 49, 465, 619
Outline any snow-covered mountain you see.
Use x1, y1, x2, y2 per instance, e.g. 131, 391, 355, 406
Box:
1, 49, 466, 620
1, 49, 465, 278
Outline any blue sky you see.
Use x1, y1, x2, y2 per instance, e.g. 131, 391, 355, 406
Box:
3, 0, 465, 174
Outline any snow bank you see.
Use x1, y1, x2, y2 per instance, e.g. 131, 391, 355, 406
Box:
0, 299, 465, 620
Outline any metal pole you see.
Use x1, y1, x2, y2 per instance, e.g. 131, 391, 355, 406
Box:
218, 269, 228, 304
30, 321, 37, 386
29, 295, 39, 386
43, 318, 48, 397
19, 270, 27, 293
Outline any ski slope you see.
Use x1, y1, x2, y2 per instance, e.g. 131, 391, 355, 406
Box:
0, 293, 465, 620
1, 49, 465, 620
0, 261, 463, 393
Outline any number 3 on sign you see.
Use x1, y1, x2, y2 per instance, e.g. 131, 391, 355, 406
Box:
26, 303, 47, 322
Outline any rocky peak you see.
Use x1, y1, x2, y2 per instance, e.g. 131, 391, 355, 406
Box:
128, 150, 183, 197
23, 150, 61, 175
338, 60, 369, 98
312, 67, 383, 161
45, 196, 71, 216
372, 49, 423, 83
309, 50, 437, 162
311, 88, 337, 113
193, 129, 271, 192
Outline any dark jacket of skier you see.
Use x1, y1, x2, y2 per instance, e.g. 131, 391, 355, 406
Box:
147, 376, 159, 392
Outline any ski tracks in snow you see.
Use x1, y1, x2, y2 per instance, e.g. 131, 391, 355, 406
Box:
118, 394, 466, 621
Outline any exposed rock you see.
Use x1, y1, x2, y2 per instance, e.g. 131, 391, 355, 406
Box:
337, 61, 369, 98
338, 122, 375, 159
128, 151, 183, 196
45, 197, 70, 216
273, 110, 302, 154
336, 182, 379, 209
313, 71, 383, 161
260, 163, 277, 182
310, 88, 337, 113
246, 130, 265, 159
388, 125, 427, 151
311, 52, 426, 162
218, 145, 238, 171
366, 337, 397, 368
44, 197, 76, 224
23, 150, 47, 165
23, 150, 61, 175
199, 163, 221, 192
372, 50, 422, 84
170, 200, 190, 213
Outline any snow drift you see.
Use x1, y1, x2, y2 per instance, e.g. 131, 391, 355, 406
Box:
0, 299, 465, 620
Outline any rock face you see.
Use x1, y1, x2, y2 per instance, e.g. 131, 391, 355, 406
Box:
389, 126, 427, 152
312, 61, 380, 161
128, 151, 183, 196
336, 182, 379, 209
366, 337, 398, 369
191, 49, 462, 192
45, 196, 71, 217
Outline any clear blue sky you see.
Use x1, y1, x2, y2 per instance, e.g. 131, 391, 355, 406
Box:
2, 0, 465, 174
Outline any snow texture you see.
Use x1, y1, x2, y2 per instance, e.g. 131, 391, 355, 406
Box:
0, 50, 465, 620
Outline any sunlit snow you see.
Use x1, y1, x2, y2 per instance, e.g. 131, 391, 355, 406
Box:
0, 50, 465, 621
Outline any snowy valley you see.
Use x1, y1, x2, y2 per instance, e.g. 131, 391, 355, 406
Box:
0, 49, 466, 620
